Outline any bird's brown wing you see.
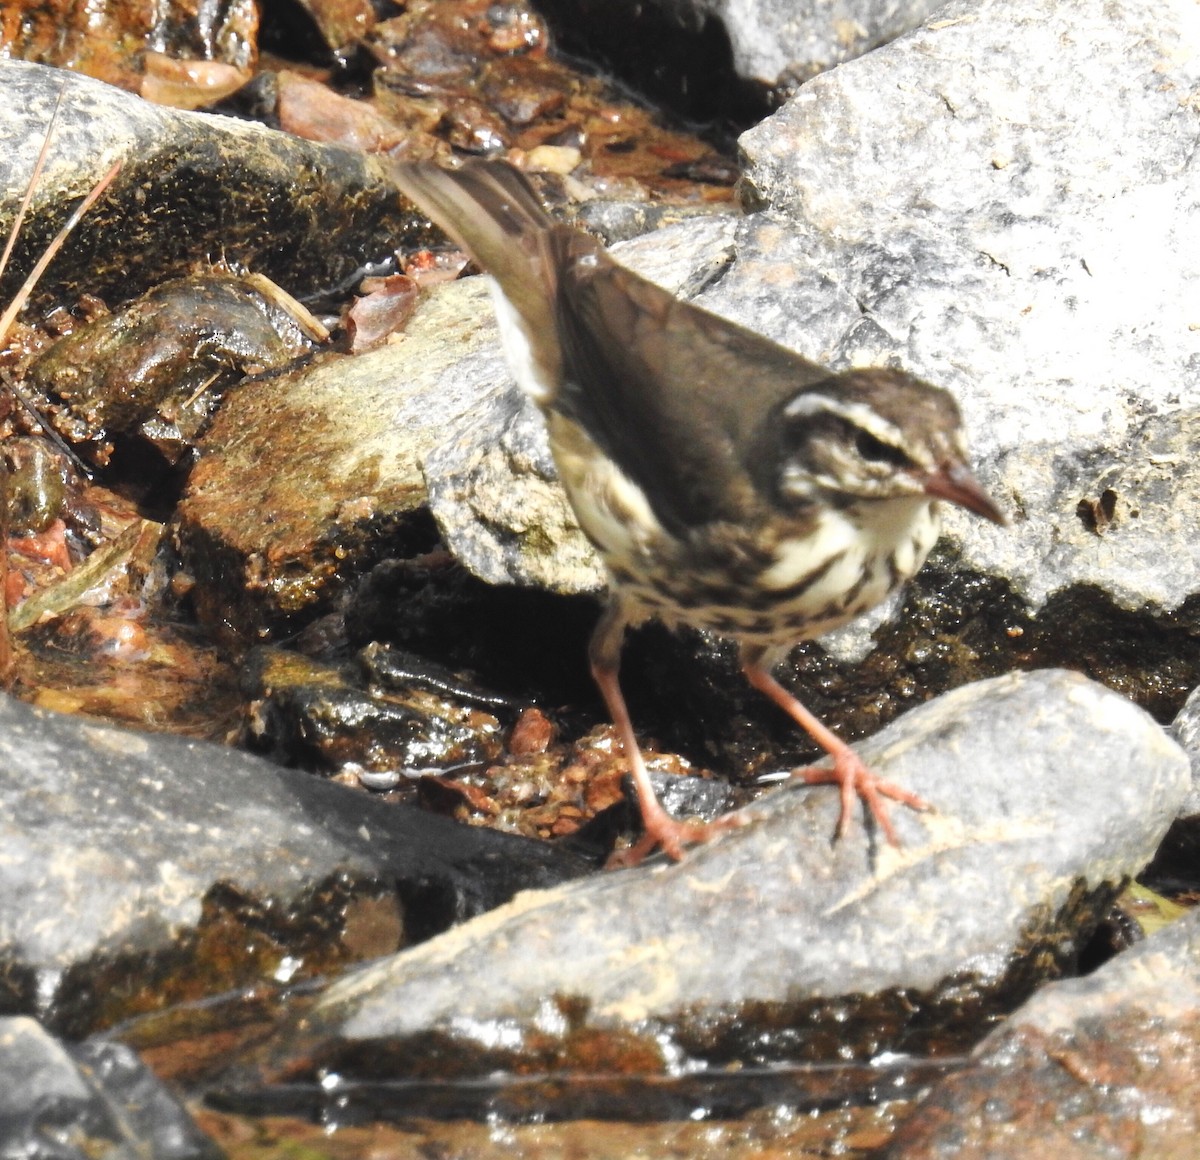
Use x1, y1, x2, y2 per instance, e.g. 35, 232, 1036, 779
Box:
550, 231, 829, 534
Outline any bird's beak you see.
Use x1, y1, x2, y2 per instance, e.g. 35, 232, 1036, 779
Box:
923, 462, 1007, 525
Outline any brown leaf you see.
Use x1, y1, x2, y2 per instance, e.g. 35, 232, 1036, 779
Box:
277, 71, 406, 153
345, 274, 420, 351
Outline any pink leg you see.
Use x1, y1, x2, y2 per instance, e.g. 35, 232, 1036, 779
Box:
591, 601, 742, 867
740, 646, 929, 846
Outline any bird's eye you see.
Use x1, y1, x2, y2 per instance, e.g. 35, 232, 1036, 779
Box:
854, 429, 910, 467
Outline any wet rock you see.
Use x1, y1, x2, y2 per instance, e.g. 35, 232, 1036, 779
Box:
0, 1016, 221, 1160
242, 644, 505, 781
221, 671, 1188, 1097
0, 60, 410, 311
172, 276, 509, 638
3, 437, 70, 532
294, 0, 377, 58
140, 51, 252, 112
275, 69, 408, 152
440, 95, 511, 154
479, 54, 572, 126
29, 275, 319, 468
0, 691, 590, 1038
885, 907, 1200, 1159
369, 2, 487, 94
356, 639, 514, 712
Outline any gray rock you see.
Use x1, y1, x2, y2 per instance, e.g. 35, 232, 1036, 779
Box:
885, 907, 1200, 1159
0, 1017, 220, 1160
1154, 687, 1200, 886
0, 693, 589, 1037
0, 60, 407, 308
538, 0, 945, 92
237, 670, 1188, 1089
697, 0, 948, 86
423, 383, 601, 593
571, 197, 739, 246
739, 0, 1200, 619
1170, 684, 1200, 821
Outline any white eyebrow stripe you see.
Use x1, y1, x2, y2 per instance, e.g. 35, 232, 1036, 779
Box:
781, 393, 841, 419
782, 393, 907, 449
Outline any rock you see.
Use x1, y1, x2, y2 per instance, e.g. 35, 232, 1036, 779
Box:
172, 278, 502, 636
0, 60, 409, 311
1145, 687, 1200, 889
885, 907, 1200, 1159
221, 670, 1188, 1102
295, 0, 377, 58
1170, 684, 1200, 822
0, 1017, 221, 1160
571, 197, 738, 246
421, 380, 601, 594
29, 275, 319, 468
739, 0, 1200, 624
533, 0, 942, 119
241, 644, 506, 780
0, 692, 590, 1038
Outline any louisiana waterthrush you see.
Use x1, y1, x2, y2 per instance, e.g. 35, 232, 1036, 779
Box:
392, 159, 1005, 865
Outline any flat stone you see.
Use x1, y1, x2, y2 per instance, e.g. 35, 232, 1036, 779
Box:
0, 692, 589, 1037
228, 670, 1188, 1093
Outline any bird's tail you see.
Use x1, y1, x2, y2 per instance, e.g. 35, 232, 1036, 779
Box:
391, 158, 564, 400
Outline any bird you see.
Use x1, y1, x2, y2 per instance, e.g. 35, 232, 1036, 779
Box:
390, 158, 1005, 866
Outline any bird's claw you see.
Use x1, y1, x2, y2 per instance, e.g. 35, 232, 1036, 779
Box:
793, 755, 929, 847
605, 810, 747, 869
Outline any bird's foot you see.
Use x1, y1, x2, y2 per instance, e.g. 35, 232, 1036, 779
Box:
604, 809, 746, 870
793, 750, 929, 847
